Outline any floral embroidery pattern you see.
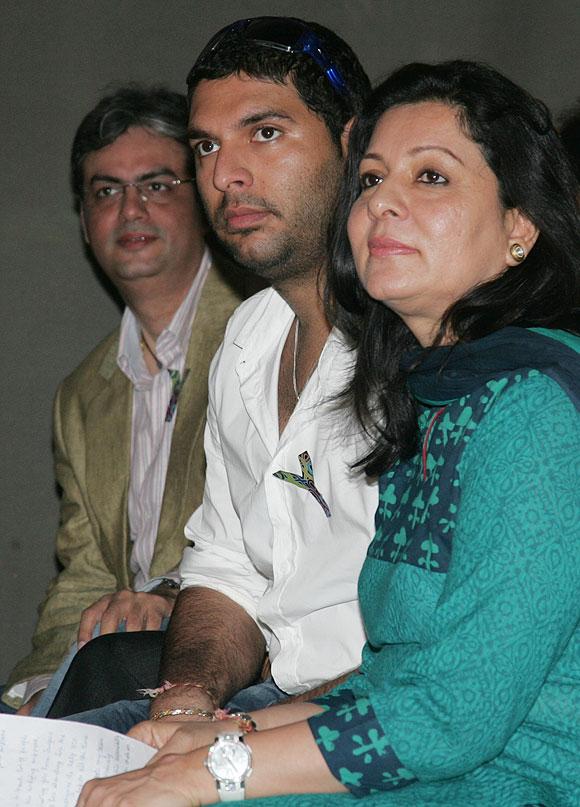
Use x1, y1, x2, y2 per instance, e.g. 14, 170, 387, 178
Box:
273, 450, 331, 517
308, 689, 416, 795
369, 375, 529, 572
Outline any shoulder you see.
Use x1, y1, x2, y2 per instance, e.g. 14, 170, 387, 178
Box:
430, 327, 580, 436
220, 286, 284, 344
477, 367, 578, 430
457, 370, 580, 494
471, 326, 580, 431
202, 256, 247, 313
57, 327, 122, 402
206, 288, 287, 399
424, 360, 579, 504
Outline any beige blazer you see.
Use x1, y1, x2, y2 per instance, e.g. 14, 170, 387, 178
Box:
5, 260, 245, 698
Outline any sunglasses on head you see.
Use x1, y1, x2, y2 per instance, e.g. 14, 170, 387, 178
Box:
193, 17, 349, 98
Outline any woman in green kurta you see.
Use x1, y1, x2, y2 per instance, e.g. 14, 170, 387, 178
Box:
79, 61, 580, 807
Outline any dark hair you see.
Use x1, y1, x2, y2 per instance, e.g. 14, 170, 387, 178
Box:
559, 100, 580, 182
186, 17, 371, 148
71, 85, 193, 200
329, 60, 580, 476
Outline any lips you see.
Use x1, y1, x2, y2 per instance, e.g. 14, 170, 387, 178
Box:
368, 236, 418, 257
223, 205, 270, 231
116, 232, 159, 249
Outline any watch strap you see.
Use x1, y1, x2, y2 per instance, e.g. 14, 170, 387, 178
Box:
217, 782, 245, 801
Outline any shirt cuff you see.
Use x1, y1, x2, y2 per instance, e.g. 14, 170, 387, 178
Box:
308, 688, 416, 797
5, 674, 52, 706
138, 574, 180, 593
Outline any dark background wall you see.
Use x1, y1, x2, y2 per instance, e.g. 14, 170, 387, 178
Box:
2, 0, 578, 681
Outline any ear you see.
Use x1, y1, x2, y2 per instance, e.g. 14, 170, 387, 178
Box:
340, 117, 356, 158
79, 207, 90, 245
505, 208, 539, 266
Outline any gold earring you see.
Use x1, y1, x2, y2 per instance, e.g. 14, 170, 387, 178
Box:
510, 243, 525, 263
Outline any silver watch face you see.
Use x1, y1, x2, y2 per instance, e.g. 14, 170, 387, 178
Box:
207, 735, 252, 782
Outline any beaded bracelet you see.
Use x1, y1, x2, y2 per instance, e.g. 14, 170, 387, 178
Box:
138, 680, 218, 707
215, 709, 257, 734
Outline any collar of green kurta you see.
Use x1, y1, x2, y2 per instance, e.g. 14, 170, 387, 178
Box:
405, 326, 580, 409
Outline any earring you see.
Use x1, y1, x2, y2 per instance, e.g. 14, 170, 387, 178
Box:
510, 243, 525, 263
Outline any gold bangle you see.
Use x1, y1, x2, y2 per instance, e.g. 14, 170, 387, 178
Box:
138, 680, 219, 706
151, 707, 215, 721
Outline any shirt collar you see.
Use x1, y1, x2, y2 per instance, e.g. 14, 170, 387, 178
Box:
232, 286, 350, 392
117, 247, 211, 387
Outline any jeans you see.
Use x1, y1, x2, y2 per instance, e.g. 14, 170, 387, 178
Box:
62, 677, 288, 734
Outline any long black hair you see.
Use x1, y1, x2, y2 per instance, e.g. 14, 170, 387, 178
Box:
329, 60, 580, 476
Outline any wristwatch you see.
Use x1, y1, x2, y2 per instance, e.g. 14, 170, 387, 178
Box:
205, 729, 253, 801
157, 577, 180, 590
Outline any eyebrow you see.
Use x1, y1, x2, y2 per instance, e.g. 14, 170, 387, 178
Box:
409, 145, 464, 164
89, 168, 180, 184
362, 145, 464, 166
188, 110, 294, 141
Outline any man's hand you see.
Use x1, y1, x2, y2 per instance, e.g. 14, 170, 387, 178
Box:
15, 690, 43, 716
77, 589, 176, 646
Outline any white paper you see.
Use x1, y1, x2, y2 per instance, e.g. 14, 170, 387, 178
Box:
0, 714, 155, 806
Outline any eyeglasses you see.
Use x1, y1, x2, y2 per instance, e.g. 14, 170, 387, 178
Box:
84, 177, 195, 209
193, 17, 349, 98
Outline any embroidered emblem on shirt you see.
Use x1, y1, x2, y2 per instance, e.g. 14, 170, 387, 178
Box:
165, 368, 190, 423
273, 450, 331, 518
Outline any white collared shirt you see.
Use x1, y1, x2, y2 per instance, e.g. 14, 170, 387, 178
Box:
180, 288, 377, 694
118, 249, 211, 589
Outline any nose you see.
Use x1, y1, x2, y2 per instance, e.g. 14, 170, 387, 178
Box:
119, 183, 149, 220
212, 145, 253, 193
367, 181, 407, 221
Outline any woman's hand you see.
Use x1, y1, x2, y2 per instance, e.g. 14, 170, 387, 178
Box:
129, 718, 219, 759
77, 752, 202, 806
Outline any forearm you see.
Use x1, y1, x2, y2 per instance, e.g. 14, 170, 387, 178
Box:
132, 700, 322, 756
79, 710, 346, 806
206, 718, 345, 803
155, 586, 266, 712
285, 669, 357, 703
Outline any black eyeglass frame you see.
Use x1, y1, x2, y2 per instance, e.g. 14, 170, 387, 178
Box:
192, 17, 350, 98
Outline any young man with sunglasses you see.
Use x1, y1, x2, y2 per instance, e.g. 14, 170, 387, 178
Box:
55, 18, 374, 746
1, 87, 245, 717
150, 16, 374, 721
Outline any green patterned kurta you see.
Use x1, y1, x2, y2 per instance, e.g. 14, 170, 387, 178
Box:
250, 328, 580, 807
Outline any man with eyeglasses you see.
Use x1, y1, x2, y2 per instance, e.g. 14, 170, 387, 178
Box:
1, 86, 246, 717
50, 18, 375, 750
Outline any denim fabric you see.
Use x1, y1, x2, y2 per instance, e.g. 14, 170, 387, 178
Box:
61, 677, 288, 733
62, 697, 150, 733
31, 642, 80, 717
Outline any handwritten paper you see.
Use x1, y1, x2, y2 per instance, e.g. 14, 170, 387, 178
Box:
0, 715, 155, 806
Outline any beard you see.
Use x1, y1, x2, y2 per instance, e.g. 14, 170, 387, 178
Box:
201, 152, 343, 284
